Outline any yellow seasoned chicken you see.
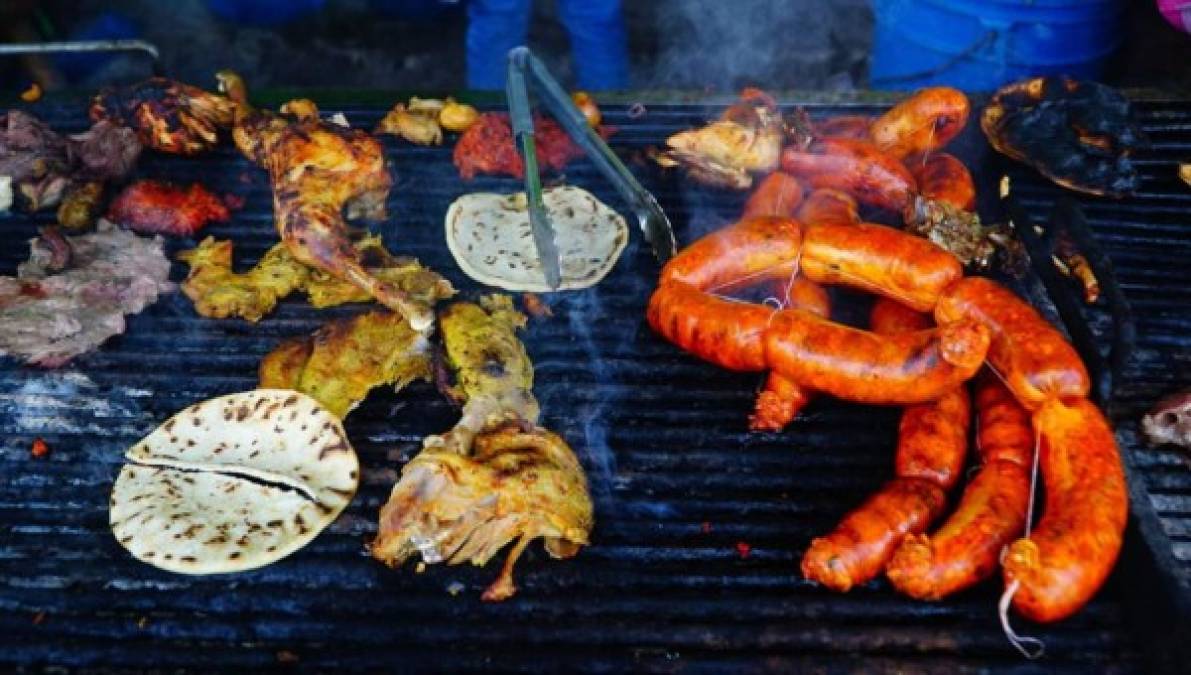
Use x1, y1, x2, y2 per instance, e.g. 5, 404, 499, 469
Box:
425, 294, 540, 455
178, 235, 453, 322
217, 72, 437, 331
375, 100, 443, 146
304, 234, 453, 309
178, 237, 308, 322
259, 310, 432, 418
371, 294, 593, 601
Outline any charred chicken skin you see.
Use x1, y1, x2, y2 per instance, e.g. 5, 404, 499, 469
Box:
218, 73, 435, 330
90, 78, 236, 155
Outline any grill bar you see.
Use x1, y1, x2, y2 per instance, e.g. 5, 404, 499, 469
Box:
2, 96, 1188, 672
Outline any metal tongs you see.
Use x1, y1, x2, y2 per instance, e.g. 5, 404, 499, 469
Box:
505, 46, 676, 290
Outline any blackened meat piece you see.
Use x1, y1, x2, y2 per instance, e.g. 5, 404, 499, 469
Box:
982, 76, 1150, 197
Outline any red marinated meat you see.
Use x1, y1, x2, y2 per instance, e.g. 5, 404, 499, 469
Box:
453, 112, 614, 180
108, 180, 230, 237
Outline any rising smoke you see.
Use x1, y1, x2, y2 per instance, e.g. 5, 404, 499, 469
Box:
633, 0, 872, 91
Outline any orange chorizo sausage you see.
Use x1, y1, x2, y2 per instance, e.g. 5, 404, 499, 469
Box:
741, 171, 804, 220
935, 277, 1090, 409
659, 216, 803, 291
801, 222, 963, 312
870, 87, 969, 160
1002, 397, 1127, 622
747, 276, 830, 431
869, 302, 971, 489
801, 480, 947, 592
750, 372, 813, 432
647, 283, 771, 371
869, 295, 932, 333
795, 188, 860, 229
800, 300, 970, 591
906, 152, 976, 211
886, 374, 1033, 600
780, 138, 917, 213
814, 114, 874, 141
765, 308, 989, 405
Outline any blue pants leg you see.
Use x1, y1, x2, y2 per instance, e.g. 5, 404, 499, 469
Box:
556, 0, 629, 90
466, 0, 532, 90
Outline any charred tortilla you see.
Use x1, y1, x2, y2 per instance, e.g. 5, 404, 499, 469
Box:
110, 389, 358, 574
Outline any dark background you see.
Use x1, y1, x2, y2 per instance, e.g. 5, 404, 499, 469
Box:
2, 0, 1189, 93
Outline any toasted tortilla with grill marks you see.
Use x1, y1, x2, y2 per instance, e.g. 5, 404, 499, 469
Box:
110, 389, 358, 574
445, 186, 628, 292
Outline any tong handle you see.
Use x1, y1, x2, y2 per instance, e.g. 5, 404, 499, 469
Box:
508, 47, 676, 260
506, 53, 562, 290
510, 48, 641, 205
0, 40, 162, 76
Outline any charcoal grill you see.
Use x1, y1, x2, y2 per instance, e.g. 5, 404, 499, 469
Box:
2, 90, 1190, 673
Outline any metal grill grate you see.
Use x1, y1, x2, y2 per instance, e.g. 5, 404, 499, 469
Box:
1, 96, 1186, 672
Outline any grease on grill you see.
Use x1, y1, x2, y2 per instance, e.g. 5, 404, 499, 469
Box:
982, 76, 1149, 197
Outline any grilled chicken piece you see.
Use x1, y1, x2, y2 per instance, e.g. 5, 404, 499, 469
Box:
373, 420, 592, 601
178, 238, 309, 322
90, 77, 236, 155
178, 234, 453, 322
425, 294, 540, 454
372, 294, 592, 601
658, 88, 784, 190
375, 101, 443, 146
259, 310, 432, 418
218, 72, 436, 331
108, 180, 230, 237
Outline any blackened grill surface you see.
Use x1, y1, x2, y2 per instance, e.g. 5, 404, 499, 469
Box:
0, 96, 1185, 673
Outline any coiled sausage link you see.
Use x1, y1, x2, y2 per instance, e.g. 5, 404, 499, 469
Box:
936, 277, 1090, 409
1002, 397, 1127, 623
801, 222, 963, 312
886, 373, 1032, 600
800, 300, 970, 591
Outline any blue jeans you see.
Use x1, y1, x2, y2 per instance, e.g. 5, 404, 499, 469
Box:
466, 0, 629, 90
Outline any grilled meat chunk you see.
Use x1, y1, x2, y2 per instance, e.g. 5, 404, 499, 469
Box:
108, 180, 230, 237
453, 112, 612, 180
1142, 392, 1191, 449
0, 111, 140, 221
982, 76, 1149, 197
259, 310, 432, 418
372, 294, 592, 601
90, 77, 236, 155
0, 221, 173, 367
